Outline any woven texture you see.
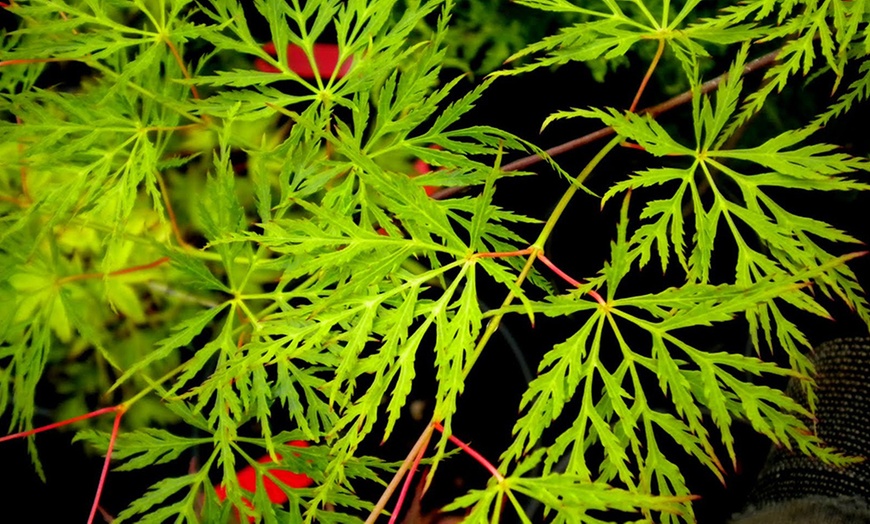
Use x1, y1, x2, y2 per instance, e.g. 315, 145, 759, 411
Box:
730, 337, 870, 523
748, 337, 870, 503
732, 496, 870, 524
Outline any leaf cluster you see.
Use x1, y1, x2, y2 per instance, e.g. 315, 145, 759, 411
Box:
1, 0, 869, 523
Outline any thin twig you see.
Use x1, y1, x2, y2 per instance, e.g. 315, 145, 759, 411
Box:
163, 37, 201, 101
430, 47, 782, 200
87, 407, 125, 524
433, 423, 504, 483
155, 170, 191, 249
536, 253, 606, 305
15, 116, 30, 203
0, 406, 118, 443
365, 424, 435, 524
56, 256, 170, 285
0, 57, 69, 68
388, 437, 430, 524
473, 247, 534, 259
629, 39, 666, 113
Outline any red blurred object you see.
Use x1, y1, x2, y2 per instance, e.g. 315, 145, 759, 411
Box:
413, 158, 432, 175
252, 42, 438, 221
254, 42, 352, 79
413, 145, 441, 196
215, 441, 313, 521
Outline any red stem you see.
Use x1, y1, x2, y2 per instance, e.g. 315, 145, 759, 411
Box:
536, 252, 582, 288
87, 407, 125, 524
0, 57, 67, 67
537, 253, 606, 305
57, 256, 170, 285
433, 422, 503, 483
388, 439, 429, 524
0, 406, 119, 443
154, 171, 190, 249
629, 39, 666, 113
163, 37, 201, 101
473, 248, 533, 259
365, 425, 435, 524
621, 142, 648, 151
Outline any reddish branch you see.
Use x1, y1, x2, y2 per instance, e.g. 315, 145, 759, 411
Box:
87, 408, 125, 524
57, 256, 170, 285
629, 39, 666, 113
0, 406, 118, 443
0, 405, 127, 524
433, 423, 503, 483
430, 47, 782, 199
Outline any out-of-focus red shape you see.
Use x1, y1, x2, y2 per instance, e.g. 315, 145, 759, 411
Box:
251, 39, 439, 228
215, 441, 313, 522
254, 42, 352, 79
413, 158, 432, 175
414, 145, 442, 197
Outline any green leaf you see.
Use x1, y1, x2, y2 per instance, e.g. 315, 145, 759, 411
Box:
76, 428, 209, 472
110, 305, 226, 393
560, 107, 694, 157
166, 251, 231, 293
